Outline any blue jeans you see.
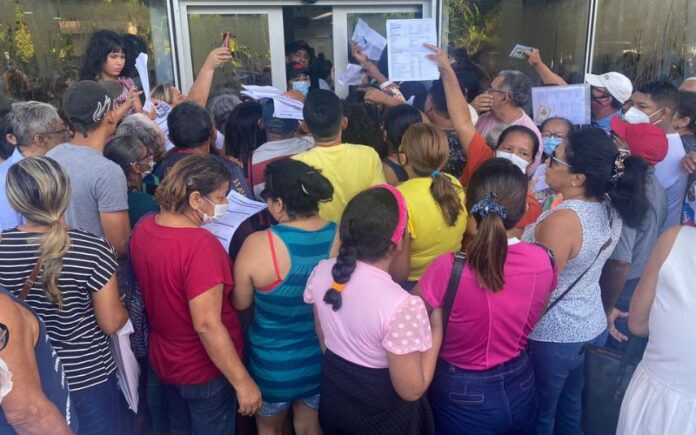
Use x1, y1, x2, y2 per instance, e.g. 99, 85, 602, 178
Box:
71, 374, 123, 435
429, 352, 537, 435
606, 278, 640, 351
527, 330, 608, 435
165, 376, 237, 435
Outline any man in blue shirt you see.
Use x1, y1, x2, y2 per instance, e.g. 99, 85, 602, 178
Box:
0, 101, 68, 231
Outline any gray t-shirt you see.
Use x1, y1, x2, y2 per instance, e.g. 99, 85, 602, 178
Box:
609, 169, 667, 280
47, 143, 128, 236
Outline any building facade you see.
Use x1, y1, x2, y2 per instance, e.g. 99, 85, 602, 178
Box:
1, 0, 694, 104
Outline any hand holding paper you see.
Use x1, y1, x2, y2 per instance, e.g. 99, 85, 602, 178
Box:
134, 53, 153, 112
351, 19, 387, 61
386, 19, 439, 82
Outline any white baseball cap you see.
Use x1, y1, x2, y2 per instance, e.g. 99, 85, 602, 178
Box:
585, 72, 633, 104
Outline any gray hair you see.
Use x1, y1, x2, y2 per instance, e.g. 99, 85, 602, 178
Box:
116, 113, 165, 154
7, 101, 62, 147
207, 92, 242, 131
497, 70, 532, 108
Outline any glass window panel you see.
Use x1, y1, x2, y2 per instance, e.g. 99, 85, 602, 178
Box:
187, 12, 271, 95
593, 0, 696, 84
0, 0, 173, 107
442, 0, 590, 85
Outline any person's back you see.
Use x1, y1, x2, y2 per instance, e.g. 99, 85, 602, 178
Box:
48, 143, 127, 235
396, 123, 467, 283
292, 90, 385, 223
617, 226, 696, 435
420, 159, 555, 435
0, 289, 77, 435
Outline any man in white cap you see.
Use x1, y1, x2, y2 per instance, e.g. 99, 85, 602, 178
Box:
585, 72, 633, 132
525, 48, 632, 132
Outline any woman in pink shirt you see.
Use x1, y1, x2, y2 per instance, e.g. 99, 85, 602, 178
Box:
304, 185, 441, 435
417, 158, 556, 435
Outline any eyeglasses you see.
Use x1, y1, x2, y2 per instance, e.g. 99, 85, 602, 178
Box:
550, 150, 572, 169
137, 151, 154, 163
591, 92, 612, 101
487, 87, 508, 96
37, 127, 70, 137
0, 322, 8, 351
542, 132, 566, 139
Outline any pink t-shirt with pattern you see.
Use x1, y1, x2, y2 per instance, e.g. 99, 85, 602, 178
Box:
304, 259, 432, 369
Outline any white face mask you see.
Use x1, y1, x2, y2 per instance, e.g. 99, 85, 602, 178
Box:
622, 107, 664, 125
496, 150, 530, 174
198, 196, 228, 224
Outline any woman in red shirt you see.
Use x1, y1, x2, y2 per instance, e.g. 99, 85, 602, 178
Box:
416, 159, 556, 434
130, 154, 261, 434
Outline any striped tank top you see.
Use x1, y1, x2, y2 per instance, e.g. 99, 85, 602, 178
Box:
247, 222, 336, 403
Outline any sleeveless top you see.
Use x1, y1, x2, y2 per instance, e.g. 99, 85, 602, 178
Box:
0, 287, 78, 433
246, 222, 336, 403
522, 200, 622, 343
641, 226, 696, 394
382, 157, 409, 183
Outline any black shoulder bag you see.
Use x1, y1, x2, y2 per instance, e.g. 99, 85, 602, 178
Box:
441, 252, 467, 336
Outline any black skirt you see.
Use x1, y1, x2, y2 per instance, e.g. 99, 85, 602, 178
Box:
319, 350, 435, 435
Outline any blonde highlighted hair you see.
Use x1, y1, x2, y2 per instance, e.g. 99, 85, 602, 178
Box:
400, 123, 463, 226
6, 156, 71, 307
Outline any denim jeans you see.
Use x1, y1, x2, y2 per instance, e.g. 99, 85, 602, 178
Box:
71, 374, 123, 435
429, 352, 537, 435
527, 330, 608, 435
605, 278, 640, 351
165, 376, 237, 435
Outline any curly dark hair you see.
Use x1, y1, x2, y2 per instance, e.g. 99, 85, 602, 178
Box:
79, 30, 124, 80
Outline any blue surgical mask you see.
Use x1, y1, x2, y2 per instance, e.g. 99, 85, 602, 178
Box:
543, 137, 563, 156
291, 80, 310, 96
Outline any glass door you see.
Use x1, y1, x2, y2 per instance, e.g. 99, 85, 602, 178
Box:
332, 3, 428, 97
173, 1, 286, 95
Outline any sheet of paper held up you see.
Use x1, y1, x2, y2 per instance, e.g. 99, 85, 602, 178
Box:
153, 102, 175, 151
338, 64, 365, 86
532, 84, 591, 125
272, 96, 304, 120
351, 18, 387, 61
203, 190, 268, 253
386, 19, 439, 82
134, 53, 153, 112
240, 85, 283, 100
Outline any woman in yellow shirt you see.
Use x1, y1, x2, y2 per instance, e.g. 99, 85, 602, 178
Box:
397, 123, 468, 289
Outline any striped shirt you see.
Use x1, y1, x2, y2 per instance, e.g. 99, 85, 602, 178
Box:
0, 228, 118, 391
247, 222, 336, 403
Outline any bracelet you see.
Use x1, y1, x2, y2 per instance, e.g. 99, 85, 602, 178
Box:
379, 80, 394, 90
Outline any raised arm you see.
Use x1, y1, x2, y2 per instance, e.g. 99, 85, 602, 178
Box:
187, 47, 233, 107
525, 48, 568, 86
351, 43, 389, 85
425, 44, 475, 151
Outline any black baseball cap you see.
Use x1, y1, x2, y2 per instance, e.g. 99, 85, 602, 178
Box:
63, 80, 122, 134
262, 100, 299, 136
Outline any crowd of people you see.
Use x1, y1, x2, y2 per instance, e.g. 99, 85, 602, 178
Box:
0, 26, 695, 435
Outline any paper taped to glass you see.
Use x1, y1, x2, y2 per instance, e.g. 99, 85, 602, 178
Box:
531, 84, 591, 125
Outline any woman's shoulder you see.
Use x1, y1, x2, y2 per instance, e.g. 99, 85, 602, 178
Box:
67, 228, 116, 256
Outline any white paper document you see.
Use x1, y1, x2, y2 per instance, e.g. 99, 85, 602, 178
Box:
203, 190, 268, 252
386, 19, 439, 82
134, 53, 153, 112
352, 18, 387, 61
338, 64, 365, 86
509, 44, 533, 60
241, 85, 283, 100
272, 96, 304, 120
153, 102, 174, 151
111, 320, 140, 412
531, 84, 591, 125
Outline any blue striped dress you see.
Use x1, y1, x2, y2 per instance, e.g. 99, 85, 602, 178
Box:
246, 222, 336, 403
